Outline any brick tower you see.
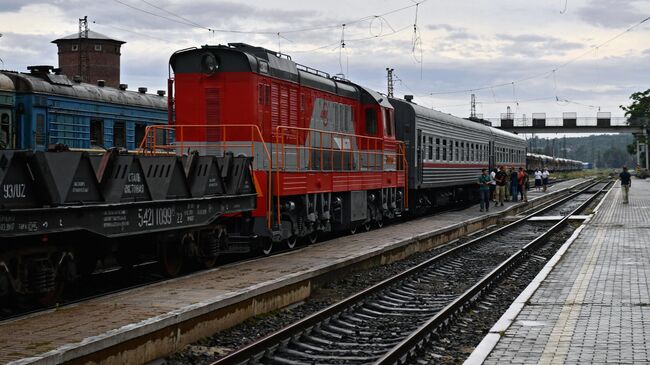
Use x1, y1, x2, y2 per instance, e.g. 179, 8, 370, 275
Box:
51, 17, 125, 88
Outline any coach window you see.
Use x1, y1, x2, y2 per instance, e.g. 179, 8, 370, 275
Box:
428, 136, 433, 160
113, 121, 126, 148
434, 138, 440, 160
365, 108, 377, 135
449, 139, 454, 161
94, 44, 102, 52
442, 139, 447, 161
90, 119, 104, 147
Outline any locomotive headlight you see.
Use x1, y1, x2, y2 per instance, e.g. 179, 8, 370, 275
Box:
201, 53, 219, 74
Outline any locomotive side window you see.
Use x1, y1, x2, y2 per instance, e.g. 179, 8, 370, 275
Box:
383, 109, 394, 137
365, 108, 377, 135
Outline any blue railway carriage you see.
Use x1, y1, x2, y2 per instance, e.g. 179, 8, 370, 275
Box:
391, 97, 527, 210
0, 66, 167, 151
0, 73, 15, 149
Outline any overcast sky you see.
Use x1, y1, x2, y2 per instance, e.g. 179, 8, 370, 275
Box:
0, 0, 648, 120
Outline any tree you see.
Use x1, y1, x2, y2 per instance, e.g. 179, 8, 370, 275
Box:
620, 89, 650, 126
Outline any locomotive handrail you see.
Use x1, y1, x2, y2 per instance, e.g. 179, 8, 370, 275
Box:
136, 124, 274, 229
273, 125, 409, 220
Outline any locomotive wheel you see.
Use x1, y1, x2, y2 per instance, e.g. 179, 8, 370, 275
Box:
285, 236, 298, 250
307, 231, 318, 245
159, 240, 184, 277
261, 239, 274, 256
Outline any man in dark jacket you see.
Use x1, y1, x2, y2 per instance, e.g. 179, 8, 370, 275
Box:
510, 167, 519, 202
495, 166, 507, 206
620, 166, 631, 204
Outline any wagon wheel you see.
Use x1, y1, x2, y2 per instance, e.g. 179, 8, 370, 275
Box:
36, 255, 70, 307
349, 224, 358, 235
199, 230, 222, 269
159, 237, 186, 277
363, 220, 372, 232
376, 219, 384, 228
36, 280, 65, 307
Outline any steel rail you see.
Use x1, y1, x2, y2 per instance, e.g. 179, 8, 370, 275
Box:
375, 180, 611, 365
210, 179, 607, 365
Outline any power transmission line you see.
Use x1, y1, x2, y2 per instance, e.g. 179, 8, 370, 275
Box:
428, 15, 650, 96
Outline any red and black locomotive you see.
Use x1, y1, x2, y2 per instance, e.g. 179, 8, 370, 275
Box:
159, 43, 409, 252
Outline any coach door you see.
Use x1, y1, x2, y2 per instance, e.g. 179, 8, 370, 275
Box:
488, 140, 495, 170
0, 109, 13, 149
416, 129, 423, 184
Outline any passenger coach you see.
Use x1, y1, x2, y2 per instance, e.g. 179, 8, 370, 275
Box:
391, 97, 527, 211
0, 66, 167, 151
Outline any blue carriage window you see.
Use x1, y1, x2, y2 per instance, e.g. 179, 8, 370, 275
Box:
90, 119, 104, 147
114, 121, 126, 148
35, 114, 45, 146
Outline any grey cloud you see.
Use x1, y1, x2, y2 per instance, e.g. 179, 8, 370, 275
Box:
496, 33, 584, 57
0, 32, 57, 71
577, 0, 644, 28
426, 23, 477, 40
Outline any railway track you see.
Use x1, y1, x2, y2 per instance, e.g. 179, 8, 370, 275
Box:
211, 180, 610, 365
0, 180, 591, 322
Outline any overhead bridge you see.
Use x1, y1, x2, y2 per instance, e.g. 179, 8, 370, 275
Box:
487, 113, 645, 134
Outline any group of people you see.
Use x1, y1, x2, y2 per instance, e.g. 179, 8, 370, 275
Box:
478, 167, 550, 212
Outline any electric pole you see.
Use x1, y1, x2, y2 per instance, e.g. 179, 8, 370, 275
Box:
386, 68, 394, 98
78, 16, 89, 82
470, 94, 476, 119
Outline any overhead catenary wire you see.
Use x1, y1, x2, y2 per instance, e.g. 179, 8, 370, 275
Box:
113, 0, 426, 36
428, 15, 650, 96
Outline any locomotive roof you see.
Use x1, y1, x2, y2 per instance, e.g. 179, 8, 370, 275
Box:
170, 44, 363, 101
1, 71, 167, 110
390, 97, 525, 142
0, 73, 14, 92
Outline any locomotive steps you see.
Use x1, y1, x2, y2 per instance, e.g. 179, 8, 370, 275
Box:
0, 179, 591, 365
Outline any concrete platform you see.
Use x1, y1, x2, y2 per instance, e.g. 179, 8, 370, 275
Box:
0, 179, 587, 365
467, 178, 650, 364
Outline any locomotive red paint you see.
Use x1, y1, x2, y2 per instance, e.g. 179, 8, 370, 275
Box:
165, 43, 408, 246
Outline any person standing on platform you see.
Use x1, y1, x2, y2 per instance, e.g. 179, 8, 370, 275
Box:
510, 167, 519, 202
505, 167, 512, 201
518, 167, 529, 202
542, 168, 550, 192
490, 168, 497, 202
478, 169, 491, 212
619, 166, 632, 204
495, 166, 507, 206
534, 169, 542, 191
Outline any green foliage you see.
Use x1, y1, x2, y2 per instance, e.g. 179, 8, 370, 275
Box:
620, 89, 650, 125
527, 134, 636, 168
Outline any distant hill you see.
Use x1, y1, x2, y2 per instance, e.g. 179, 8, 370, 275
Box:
527, 135, 636, 168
